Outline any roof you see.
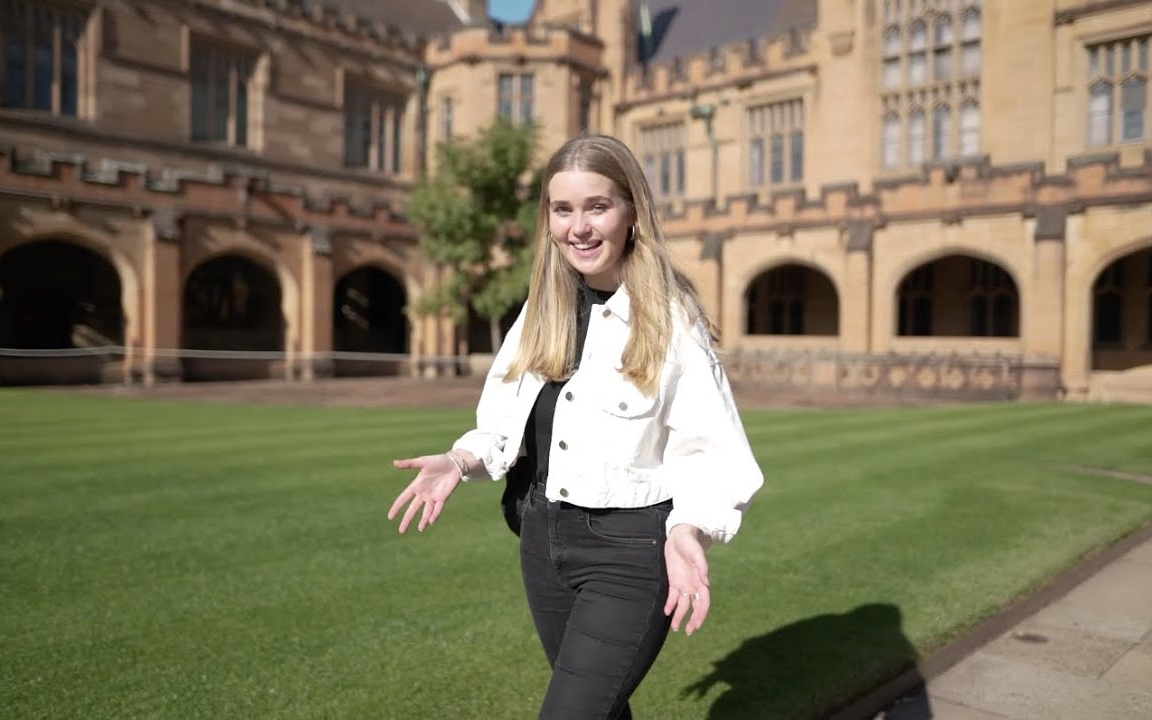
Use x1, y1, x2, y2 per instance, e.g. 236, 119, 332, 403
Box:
323, 0, 466, 38
636, 0, 818, 63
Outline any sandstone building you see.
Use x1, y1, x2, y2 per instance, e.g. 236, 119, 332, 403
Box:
1, 0, 1150, 402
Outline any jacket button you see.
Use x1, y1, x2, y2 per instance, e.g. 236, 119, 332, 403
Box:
564, 391, 573, 401
602, 308, 611, 318
618, 401, 628, 411
558, 440, 568, 450
559, 488, 569, 498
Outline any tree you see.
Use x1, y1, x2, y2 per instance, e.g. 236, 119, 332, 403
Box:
408, 117, 540, 353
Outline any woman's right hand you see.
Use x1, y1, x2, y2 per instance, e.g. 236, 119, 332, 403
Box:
387, 453, 464, 533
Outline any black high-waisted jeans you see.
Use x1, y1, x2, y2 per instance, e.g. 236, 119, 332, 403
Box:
519, 483, 674, 719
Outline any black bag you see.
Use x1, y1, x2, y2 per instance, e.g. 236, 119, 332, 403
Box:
500, 460, 532, 537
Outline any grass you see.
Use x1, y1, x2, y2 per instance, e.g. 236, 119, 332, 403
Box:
1, 390, 1152, 719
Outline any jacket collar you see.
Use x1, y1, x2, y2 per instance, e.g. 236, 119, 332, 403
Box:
603, 283, 631, 323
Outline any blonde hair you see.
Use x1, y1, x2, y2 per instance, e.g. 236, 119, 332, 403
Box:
505, 134, 711, 395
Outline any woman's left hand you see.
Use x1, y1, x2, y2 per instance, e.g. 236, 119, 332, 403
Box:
663, 524, 711, 635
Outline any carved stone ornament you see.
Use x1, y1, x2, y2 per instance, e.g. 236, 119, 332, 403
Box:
829, 30, 854, 56
310, 226, 332, 256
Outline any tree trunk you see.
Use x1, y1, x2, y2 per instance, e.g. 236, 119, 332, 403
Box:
489, 315, 502, 353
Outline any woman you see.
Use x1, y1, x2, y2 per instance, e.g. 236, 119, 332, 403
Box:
388, 134, 763, 719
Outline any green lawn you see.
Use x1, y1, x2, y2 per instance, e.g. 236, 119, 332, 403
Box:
2, 391, 1151, 719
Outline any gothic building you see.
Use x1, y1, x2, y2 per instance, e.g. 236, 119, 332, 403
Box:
1, 0, 1150, 402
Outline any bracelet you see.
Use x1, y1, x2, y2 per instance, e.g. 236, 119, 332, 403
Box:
444, 451, 467, 481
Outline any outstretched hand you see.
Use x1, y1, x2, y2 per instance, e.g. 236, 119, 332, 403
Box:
663, 524, 711, 635
387, 454, 463, 533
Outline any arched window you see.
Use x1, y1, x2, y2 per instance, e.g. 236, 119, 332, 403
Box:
908, 108, 926, 165
880, 3, 979, 170
933, 104, 951, 160
960, 101, 980, 156
883, 113, 901, 169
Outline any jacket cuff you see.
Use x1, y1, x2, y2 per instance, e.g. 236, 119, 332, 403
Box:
450, 431, 506, 481
665, 506, 743, 545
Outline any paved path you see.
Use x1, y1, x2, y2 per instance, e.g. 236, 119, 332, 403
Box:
872, 531, 1152, 720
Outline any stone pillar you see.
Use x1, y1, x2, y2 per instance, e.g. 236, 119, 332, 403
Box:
300, 227, 334, 381
698, 232, 725, 343
1028, 207, 1066, 361
1026, 206, 1067, 399
1061, 213, 1091, 400
842, 220, 873, 353
142, 209, 183, 384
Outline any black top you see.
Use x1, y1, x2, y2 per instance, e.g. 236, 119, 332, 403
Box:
523, 283, 617, 485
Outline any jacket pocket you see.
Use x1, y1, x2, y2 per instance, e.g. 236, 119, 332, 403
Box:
599, 380, 658, 419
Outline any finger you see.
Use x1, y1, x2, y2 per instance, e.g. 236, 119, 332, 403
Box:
664, 584, 682, 616
417, 499, 436, 532
387, 487, 415, 520
393, 456, 432, 469
669, 592, 691, 632
685, 587, 711, 636
427, 499, 446, 526
398, 497, 424, 534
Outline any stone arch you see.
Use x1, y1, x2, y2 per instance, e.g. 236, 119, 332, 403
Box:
1087, 238, 1152, 372
0, 227, 141, 364
0, 238, 127, 385
744, 262, 840, 336
891, 251, 1021, 338
181, 253, 286, 381
333, 264, 409, 377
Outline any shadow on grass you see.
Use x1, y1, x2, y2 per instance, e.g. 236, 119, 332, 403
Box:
684, 603, 932, 719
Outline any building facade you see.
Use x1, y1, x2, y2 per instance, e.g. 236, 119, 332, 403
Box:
2, 0, 1151, 401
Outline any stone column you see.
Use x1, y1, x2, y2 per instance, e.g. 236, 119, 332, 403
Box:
1061, 213, 1091, 400
698, 232, 725, 342
842, 220, 873, 353
300, 226, 334, 381
142, 209, 183, 385
1026, 206, 1067, 399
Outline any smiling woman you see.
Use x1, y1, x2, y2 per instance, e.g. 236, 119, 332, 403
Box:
387, 133, 764, 719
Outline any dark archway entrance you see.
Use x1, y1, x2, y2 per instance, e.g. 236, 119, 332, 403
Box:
0, 240, 123, 385
896, 255, 1019, 337
182, 255, 283, 381
745, 265, 839, 336
333, 266, 408, 376
1091, 246, 1152, 371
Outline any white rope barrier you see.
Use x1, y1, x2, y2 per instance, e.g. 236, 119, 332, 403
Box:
0, 346, 472, 365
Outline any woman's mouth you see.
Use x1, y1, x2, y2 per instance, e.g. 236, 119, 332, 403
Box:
569, 240, 602, 251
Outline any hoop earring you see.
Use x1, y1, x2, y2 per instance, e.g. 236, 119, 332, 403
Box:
627, 225, 637, 244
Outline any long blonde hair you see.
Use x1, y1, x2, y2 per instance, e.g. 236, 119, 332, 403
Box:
505, 134, 710, 395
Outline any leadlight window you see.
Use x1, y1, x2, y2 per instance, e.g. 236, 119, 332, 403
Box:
748, 99, 804, 187
190, 42, 254, 147
1086, 36, 1149, 147
880, 0, 980, 170
344, 81, 404, 173
0, 0, 85, 116
639, 121, 685, 198
497, 72, 534, 124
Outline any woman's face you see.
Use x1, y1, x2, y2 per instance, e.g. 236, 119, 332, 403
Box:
547, 170, 633, 291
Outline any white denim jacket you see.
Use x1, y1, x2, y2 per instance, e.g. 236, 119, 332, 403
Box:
452, 287, 764, 544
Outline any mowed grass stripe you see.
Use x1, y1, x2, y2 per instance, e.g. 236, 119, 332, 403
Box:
3, 394, 1152, 720
0, 418, 469, 472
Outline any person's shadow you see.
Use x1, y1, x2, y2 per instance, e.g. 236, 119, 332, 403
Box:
684, 603, 932, 719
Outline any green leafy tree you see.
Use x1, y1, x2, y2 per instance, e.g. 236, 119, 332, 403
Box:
408, 117, 540, 352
